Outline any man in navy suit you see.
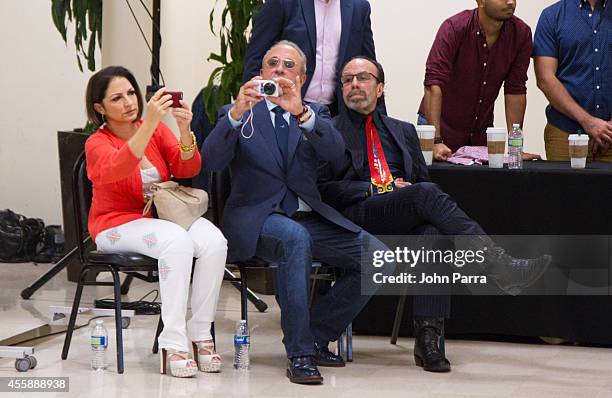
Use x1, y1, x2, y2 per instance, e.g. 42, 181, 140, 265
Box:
318, 57, 551, 372
243, 0, 376, 116
204, 41, 390, 385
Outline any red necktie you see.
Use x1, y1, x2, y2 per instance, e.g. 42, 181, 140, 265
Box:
365, 115, 394, 194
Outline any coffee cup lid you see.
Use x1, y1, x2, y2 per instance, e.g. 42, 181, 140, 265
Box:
416, 125, 436, 132
568, 134, 589, 142
486, 127, 506, 135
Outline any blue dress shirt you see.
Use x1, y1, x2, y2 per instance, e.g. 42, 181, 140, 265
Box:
533, 0, 611, 133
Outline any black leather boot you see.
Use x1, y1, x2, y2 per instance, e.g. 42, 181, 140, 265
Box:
464, 236, 552, 296
413, 317, 450, 373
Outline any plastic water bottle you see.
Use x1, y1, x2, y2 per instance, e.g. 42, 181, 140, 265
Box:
508, 123, 523, 169
90, 319, 108, 371
233, 320, 250, 370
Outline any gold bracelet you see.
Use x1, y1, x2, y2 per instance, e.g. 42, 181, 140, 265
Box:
179, 131, 197, 153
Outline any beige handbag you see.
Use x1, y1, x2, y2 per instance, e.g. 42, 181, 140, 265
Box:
143, 181, 208, 230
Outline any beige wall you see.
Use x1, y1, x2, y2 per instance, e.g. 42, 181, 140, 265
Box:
1, 0, 557, 227
0, 1, 98, 225
371, 0, 557, 155
102, 0, 153, 88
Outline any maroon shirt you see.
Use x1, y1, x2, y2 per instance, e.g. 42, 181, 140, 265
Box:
418, 9, 533, 152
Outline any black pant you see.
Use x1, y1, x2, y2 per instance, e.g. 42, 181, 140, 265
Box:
342, 182, 487, 318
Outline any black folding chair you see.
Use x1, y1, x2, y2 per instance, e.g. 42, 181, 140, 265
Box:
61, 152, 163, 373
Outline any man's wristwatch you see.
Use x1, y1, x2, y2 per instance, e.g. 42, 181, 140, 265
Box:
434, 136, 444, 144
294, 105, 312, 125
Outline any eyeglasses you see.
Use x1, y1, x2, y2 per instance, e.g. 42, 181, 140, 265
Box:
340, 72, 379, 86
265, 57, 297, 69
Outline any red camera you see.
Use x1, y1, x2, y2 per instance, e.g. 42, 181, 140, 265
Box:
165, 91, 183, 108
145, 85, 183, 108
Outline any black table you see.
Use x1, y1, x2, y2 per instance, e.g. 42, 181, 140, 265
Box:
354, 161, 612, 344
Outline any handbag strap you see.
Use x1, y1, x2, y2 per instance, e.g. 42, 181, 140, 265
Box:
153, 181, 179, 190
143, 196, 154, 216
142, 181, 175, 216
171, 186, 201, 200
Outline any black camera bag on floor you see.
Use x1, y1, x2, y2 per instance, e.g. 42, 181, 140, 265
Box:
0, 209, 61, 263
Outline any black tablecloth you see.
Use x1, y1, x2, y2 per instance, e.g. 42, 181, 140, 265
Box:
354, 161, 612, 344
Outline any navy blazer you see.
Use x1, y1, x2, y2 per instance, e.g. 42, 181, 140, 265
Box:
242, 0, 376, 99
203, 102, 361, 262
318, 112, 431, 211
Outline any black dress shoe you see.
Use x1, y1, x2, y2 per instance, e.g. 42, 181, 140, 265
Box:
313, 342, 345, 367
286, 356, 323, 385
414, 317, 451, 373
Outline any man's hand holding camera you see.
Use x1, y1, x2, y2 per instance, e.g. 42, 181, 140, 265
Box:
230, 77, 266, 120
230, 75, 309, 122
266, 75, 305, 117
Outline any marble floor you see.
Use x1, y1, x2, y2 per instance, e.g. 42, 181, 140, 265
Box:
1, 262, 612, 398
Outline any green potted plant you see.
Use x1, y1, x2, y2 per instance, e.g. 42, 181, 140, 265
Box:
202, 0, 263, 123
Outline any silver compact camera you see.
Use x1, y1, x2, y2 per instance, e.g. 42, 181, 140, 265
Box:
256, 80, 282, 97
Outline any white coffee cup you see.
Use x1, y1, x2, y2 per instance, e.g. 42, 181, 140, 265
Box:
416, 125, 436, 166
568, 134, 589, 169
486, 127, 506, 168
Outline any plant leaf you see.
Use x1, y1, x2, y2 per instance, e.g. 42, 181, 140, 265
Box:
76, 53, 84, 72
202, 0, 263, 123
50, 0, 102, 72
51, 0, 68, 42
87, 32, 96, 71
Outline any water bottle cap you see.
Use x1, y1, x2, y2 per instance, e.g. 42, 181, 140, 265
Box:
239, 320, 247, 324
513, 124, 520, 128
96, 319, 104, 324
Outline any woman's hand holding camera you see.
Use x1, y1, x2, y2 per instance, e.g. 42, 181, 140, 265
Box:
144, 87, 173, 126
172, 100, 193, 135
173, 100, 196, 159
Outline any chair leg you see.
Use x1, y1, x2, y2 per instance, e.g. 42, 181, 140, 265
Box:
239, 265, 248, 323
390, 294, 408, 345
346, 323, 353, 362
110, 269, 125, 374
309, 268, 320, 307
225, 267, 268, 312
152, 316, 163, 354
337, 333, 344, 359
61, 269, 87, 360
120, 275, 134, 295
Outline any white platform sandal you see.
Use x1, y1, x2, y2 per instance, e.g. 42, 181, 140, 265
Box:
192, 340, 221, 373
160, 348, 198, 378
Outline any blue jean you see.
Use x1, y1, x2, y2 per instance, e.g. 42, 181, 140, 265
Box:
254, 212, 388, 358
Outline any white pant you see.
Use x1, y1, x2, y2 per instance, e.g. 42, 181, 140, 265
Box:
95, 217, 227, 352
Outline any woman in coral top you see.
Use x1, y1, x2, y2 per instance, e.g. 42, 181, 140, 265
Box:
84, 66, 227, 378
